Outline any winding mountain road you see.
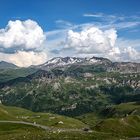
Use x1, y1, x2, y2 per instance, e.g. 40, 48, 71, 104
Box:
0, 120, 88, 132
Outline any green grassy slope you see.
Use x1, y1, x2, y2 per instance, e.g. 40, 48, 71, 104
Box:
0, 104, 121, 140
0, 68, 37, 83
101, 102, 140, 118
0, 102, 140, 139
76, 113, 101, 128
112, 102, 140, 116
0, 122, 45, 140
94, 115, 140, 138
76, 102, 140, 139
0, 104, 86, 129
0, 122, 120, 140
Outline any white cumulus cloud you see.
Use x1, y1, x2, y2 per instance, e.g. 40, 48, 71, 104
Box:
107, 46, 140, 62
61, 26, 140, 62
0, 19, 48, 67
0, 19, 46, 50
64, 27, 117, 54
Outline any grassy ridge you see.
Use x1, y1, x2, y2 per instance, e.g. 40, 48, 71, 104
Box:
101, 102, 140, 118
94, 115, 140, 138
0, 104, 86, 129
76, 102, 140, 139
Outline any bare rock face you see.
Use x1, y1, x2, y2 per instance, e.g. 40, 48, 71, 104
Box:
53, 82, 61, 90
111, 62, 140, 73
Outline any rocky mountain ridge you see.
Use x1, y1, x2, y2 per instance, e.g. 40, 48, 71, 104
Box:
38, 56, 140, 73
0, 56, 140, 73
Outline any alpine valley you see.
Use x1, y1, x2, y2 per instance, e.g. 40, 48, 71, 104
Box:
0, 56, 140, 140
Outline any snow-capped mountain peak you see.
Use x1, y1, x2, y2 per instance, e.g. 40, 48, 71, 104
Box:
41, 57, 84, 68
39, 56, 112, 69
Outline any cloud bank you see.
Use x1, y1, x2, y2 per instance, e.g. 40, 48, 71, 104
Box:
0, 18, 139, 67
59, 26, 140, 62
0, 51, 47, 67
0, 20, 47, 67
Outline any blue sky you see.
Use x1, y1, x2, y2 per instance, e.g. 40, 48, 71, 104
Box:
0, 0, 140, 66
0, 0, 139, 31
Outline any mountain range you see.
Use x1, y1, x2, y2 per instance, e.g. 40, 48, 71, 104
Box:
1, 56, 140, 73
0, 56, 140, 139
